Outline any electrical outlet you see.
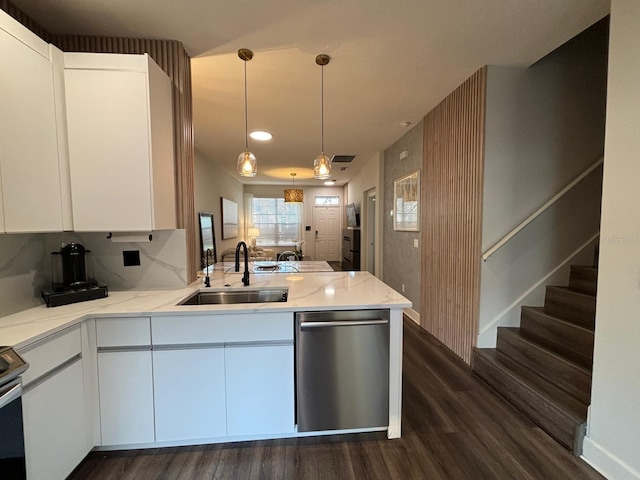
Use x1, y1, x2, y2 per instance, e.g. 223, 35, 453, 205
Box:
401, 284, 405, 293
414, 238, 419, 248
123, 250, 141, 266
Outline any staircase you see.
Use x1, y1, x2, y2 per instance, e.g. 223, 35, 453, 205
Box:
473, 264, 597, 455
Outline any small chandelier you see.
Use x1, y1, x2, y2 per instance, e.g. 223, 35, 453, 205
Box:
313, 54, 332, 179
284, 173, 304, 203
237, 48, 257, 177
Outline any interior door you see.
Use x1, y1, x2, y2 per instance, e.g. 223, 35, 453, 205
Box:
313, 206, 341, 261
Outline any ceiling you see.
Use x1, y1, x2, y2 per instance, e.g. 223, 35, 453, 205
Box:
15, 0, 609, 186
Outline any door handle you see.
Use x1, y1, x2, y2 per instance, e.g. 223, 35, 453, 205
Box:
300, 319, 388, 329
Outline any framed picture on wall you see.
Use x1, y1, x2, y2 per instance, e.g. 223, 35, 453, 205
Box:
393, 170, 420, 231
221, 197, 239, 239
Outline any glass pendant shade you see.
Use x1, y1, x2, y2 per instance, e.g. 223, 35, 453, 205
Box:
237, 48, 257, 177
313, 54, 331, 179
313, 153, 331, 180
237, 150, 257, 177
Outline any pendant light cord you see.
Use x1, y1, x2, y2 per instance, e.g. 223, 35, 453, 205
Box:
321, 63, 324, 154
244, 59, 249, 151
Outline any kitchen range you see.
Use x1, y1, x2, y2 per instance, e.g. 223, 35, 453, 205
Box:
0, 267, 410, 480
0, 346, 29, 480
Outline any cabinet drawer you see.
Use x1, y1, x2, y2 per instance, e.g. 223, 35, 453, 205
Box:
151, 313, 293, 345
19, 326, 81, 386
96, 317, 151, 348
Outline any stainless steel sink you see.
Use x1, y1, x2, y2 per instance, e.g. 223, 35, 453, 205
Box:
178, 288, 288, 305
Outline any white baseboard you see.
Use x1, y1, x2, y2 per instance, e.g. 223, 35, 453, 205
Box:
403, 307, 420, 325
582, 436, 640, 480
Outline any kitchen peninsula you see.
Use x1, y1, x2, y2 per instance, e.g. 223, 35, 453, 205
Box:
0, 269, 410, 480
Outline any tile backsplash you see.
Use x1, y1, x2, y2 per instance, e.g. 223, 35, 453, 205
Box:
0, 233, 48, 318
0, 229, 188, 318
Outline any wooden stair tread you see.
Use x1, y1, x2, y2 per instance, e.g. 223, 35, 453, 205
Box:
473, 348, 587, 452
473, 348, 588, 420
544, 286, 596, 329
519, 307, 594, 369
522, 306, 594, 334
473, 263, 597, 455
569, 265, 598, 296
497, 327, 591, 404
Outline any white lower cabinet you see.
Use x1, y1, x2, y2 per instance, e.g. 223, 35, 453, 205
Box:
93, 314, 295, 447
153, 347, 226, 442
225, 344, 295, 436
23, 359, 87, 480
97, 350, 155, 445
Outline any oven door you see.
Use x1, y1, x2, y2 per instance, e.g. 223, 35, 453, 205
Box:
0, 379, 26, 480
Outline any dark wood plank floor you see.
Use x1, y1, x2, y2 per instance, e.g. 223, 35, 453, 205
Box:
68, 318, 604, 480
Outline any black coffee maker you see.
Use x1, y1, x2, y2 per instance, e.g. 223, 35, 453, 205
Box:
41, 242, 108, 307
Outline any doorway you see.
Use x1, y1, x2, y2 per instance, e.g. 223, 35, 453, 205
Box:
313, 205, 341, 261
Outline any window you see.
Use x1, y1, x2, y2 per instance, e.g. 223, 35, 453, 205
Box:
314, 195, 340, 206
251, 197, 302, 246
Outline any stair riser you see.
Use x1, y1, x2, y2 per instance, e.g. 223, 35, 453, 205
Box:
544, 287, 595, 329
569, 267, 597, 296
473, 351, 579, 451
520, 309, 594, 369
497, 329, 591, 404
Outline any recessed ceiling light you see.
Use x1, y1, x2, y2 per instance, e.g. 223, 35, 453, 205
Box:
250, 130, 272, 141
324, 180, 336, 186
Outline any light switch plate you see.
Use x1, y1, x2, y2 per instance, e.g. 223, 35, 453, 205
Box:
413, 239, 419, 248
123, 250, 141, 266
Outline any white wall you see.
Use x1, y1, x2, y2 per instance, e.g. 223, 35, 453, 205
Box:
582, 2, 640, 478
383, 121, 423, 315
194, 149, 245, 263
243, 184, 344, 260
479, 18, 608, 346
346, 152, 383, 277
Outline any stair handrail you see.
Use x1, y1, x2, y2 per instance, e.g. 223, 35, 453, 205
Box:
482, 156, 604, 262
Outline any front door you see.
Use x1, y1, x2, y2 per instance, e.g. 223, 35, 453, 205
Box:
313, 206, 341, 261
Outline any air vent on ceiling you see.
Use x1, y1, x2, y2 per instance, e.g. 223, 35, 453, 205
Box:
331, 155, 357, 163
339, 166, 350, 171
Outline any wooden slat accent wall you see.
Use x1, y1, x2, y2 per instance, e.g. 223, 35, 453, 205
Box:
0, 0, 50, 39
421, 67, 486, 365
50, 35, 197, 282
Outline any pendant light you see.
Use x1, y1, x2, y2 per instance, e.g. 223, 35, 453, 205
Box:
237, 48, 257, 177
284, 173, 304, 203
313, 54, 332, 180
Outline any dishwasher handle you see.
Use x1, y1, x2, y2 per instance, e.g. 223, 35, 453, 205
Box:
299, 319, 388, 329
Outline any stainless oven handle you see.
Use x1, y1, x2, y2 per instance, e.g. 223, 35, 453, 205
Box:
300, 319, 388, 329
0, 379, 22, 409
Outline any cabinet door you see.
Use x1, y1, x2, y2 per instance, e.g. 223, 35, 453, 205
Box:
0, 28, 63, 232
225, 344, 295, 436
64, 69, 153, 232
98, 350, 154, 445
153, 348, 226, 442
23, 359, 88, 480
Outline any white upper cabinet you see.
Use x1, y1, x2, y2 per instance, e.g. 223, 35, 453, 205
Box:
64, 53, 176, 232
0, 10, 69, 233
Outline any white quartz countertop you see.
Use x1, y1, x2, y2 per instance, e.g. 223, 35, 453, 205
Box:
0, 268, 411, 350
211, 260, 335, 274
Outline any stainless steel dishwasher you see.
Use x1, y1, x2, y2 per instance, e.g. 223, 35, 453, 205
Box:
295, 309, 389, 432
